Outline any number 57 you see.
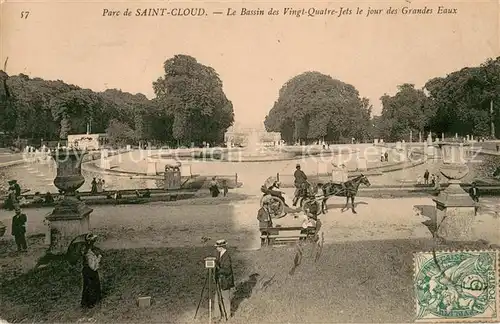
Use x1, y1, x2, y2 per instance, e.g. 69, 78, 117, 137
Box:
20, 11, 30, 19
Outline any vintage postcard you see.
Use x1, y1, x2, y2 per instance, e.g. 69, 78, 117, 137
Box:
0, 0, 499, 323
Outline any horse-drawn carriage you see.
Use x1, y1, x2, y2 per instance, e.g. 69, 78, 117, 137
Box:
260, 173, 372, 217
259, 177, 322, 218
258, 173, 371, 247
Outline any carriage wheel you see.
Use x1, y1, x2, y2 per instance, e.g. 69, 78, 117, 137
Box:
261, 195, 286, 219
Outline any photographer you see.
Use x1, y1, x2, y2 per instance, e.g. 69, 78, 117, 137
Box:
214, 239, 234, 320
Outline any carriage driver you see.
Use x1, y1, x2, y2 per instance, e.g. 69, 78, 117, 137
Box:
292, 164, 308, 206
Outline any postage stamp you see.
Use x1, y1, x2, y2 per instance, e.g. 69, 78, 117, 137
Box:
414, 250, 499, 323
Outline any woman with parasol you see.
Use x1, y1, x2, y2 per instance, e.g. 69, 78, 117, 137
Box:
69, 233, 103, 309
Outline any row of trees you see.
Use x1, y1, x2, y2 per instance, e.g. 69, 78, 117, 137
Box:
374, 57, 500, 142
0, 55, 235, 147
264, 57, 500, 143
2, 54, 498, 147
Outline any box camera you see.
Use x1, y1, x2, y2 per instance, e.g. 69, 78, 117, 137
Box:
204, 257, 216, 268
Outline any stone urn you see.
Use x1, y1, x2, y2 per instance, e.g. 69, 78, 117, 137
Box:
432, 143, 475, 241
52, 148, 86, 194
45, 148, 93, 254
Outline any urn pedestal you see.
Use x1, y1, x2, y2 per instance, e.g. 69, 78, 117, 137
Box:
45, 149, 93, 255
432, 143, 475, 241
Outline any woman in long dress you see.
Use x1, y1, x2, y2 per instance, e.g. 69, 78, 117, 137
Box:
81, 233, 102, 309
96, 179, 103, 193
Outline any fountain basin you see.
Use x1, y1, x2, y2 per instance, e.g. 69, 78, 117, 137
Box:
152, 146, 358, 163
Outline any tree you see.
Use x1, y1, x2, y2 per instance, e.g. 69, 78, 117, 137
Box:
264, 71, 372, 143
423, 57, 500, 137
49, 89, 103, 138
378, 84, 433, 141
106, 119, 137, 147
153, 54, 234, 146
1, 73, 78, 139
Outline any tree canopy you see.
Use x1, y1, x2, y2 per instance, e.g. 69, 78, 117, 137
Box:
0, 54, 235, 148
376, 57, 500, 141
375, 84, 434, 142
0, 72, 173, 146
264, 71, 372, 143
153, 54, 235, 146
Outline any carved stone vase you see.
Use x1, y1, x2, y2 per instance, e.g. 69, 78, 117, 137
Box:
45, 148, 93, 254
432, 143, 475, 241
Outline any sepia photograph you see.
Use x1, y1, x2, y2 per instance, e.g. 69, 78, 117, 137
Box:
0, 0, 499, 323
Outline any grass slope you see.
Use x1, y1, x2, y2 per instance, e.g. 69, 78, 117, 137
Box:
0, 239, 494, 323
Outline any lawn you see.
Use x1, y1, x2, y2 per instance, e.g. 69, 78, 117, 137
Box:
0, 237, 495, 323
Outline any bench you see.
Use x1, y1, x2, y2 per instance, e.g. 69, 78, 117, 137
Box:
260, 226, 317, 247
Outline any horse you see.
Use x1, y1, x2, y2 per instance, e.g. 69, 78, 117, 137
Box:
320, 174, 371, 214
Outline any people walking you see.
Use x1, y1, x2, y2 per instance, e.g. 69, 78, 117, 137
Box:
424, 169, 429, 185
214, 239, 235, 320
11, 206, 27, 252
81, 233, 102, 309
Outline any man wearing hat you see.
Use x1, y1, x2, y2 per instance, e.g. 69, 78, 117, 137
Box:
11, 205, 27, 252
5, 180, 18, 210
293, 164, 308, 206
11, 180, 21, 198
468, 182, 479, 202
214, 239, 234, 320
257, 203, 273, 230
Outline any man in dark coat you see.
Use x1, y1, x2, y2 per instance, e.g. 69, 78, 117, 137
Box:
293, 164, 308, 206
257, 204, 272, 230
423, 169, 429, 185
4, 180, 19, 210
468, 182, 479, 202
11, 205, 27, 252
12, 180, 21, 198
91, 178, 97, 194
214, 239, 235, 320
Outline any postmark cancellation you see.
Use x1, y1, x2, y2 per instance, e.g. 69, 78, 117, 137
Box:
414, 250, 499, 323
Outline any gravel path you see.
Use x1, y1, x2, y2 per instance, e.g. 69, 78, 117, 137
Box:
1, 193, 498, 251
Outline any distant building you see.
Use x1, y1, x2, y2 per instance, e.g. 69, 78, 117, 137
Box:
67, 133, 108, 150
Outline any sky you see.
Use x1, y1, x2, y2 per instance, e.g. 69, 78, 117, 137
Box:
1, 0, 498, 129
